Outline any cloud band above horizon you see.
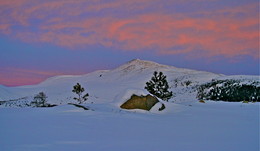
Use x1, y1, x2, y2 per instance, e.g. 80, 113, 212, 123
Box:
0, 0, 259, 58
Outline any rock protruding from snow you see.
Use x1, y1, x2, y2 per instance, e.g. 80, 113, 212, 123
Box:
120, 94, 159, 111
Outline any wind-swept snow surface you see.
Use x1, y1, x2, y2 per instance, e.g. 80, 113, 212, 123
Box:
0, 102, 259, 151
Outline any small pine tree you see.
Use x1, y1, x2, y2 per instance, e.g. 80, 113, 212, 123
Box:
72, 83, 89, 104
32, 92, 47, 107
145, 71, 173, 101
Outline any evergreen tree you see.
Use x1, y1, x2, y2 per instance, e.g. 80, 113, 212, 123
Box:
72, 83, 89, 104
145, 71, 173, 101
31, 92, 47, 107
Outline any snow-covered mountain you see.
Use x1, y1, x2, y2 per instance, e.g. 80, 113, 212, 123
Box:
0, 59, 259, 107
1, 59, 259, 151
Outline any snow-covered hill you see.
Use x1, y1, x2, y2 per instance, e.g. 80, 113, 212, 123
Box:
0, 59, 259, 108
1, 59, 259, 151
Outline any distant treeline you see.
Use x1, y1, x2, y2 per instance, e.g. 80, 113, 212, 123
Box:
197, 79, 260, 102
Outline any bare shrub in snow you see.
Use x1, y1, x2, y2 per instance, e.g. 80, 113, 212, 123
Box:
31, 92, 48, 107
72, 83, 89, 104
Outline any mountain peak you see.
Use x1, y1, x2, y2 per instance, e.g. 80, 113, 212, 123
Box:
114, 59, 169, 73
127, 58, 142, 63
126, 59, 163, 67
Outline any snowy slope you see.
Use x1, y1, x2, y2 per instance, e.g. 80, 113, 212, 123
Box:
0, 59, 259, 107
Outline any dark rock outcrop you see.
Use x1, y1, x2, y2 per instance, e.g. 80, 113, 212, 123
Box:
120, 94, 159, 111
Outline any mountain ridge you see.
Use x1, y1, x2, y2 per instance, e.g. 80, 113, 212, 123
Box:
0, 59, 259, 106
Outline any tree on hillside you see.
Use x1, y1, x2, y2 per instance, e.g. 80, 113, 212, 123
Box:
145, 71, 173, 101
31, 92, 47, 107
72, 83, 89, 104
197, 79, 260, 102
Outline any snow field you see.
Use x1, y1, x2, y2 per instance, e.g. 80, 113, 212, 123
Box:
0, 101, 259, 151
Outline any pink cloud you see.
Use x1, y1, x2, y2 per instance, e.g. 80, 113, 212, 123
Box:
0, 24, 11, 34
0, 0, 258, 58
0, 67, 92, 86
0, 67, 65, 86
